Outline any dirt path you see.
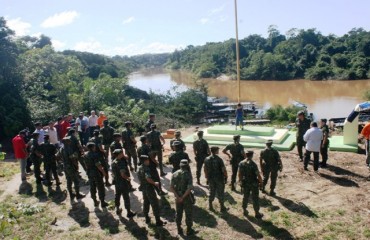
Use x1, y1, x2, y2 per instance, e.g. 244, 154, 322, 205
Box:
1, 131, 370, 240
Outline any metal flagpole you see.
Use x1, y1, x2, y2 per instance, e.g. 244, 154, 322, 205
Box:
234, 0, 241, 102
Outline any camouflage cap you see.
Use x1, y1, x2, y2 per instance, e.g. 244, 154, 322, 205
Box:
149, 113, 155, 117
139, 155, 149, 161
93, 129, 100, 133
297, 110, 305, 116
113, 133, 121, 137
172, 140, 181, 146
86, 142, 95, 147
180, 159, 188, 166
124, 121, 132, 126
113, 149, 123, 154
233, 135, 241, 140
265, 139, 273, 144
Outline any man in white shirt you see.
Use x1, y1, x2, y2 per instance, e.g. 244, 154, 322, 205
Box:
303, 122, 323, 172
75, 112, 89, 146
88, 110, 98, 138
34, 122, 45, 144
46, 121, 59, 146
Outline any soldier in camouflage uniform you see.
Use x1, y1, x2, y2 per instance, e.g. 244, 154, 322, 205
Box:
60, 136, 85, 202
138, 136, 167, 195
111, 149, 136, 218
90, 129, 111, 186
260, 140, 283, 196
29, 132, 43, 184
170, 131, 186, 151
296, 111, 311, 161
238, 151, 263, 218
39, 135, 60, 186
222, 135, 245, 191
193, 130, 210, 185
144, 113, 155, 133
137, 155, 166, 226
67, 128, 86, 173
320, 119, 330, 168
147, 124, 166, 176
110, 133, 123, 156
169, 141, 191, 173
122, 121, 138, 171
204, 146, 228, 212
170, 159, 194, 236
83, 142, 108, 208
100, 119, 115, 160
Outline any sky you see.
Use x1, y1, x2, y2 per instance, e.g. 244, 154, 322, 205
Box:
1, 0, 370, 56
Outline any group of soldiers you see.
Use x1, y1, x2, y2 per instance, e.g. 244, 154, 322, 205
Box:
22, 113, 287, 236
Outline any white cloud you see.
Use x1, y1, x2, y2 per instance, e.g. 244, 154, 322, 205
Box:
122, 17, 135, 25
113, 42, 184, 56
200, 18, 210, 25
210, 5, 225, 15
6, 17, 31, 36
41, 11, 79, 28
74, 39, 102, 52
51, 39, 66, 49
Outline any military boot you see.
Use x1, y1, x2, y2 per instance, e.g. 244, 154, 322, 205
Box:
155, 217, 167, 227
177, 225, 183, 235
269, 189, 276, 196
255, 212, 264, 219
69, 192, 76, 201
101, 201, 109, 208
127, 210, 136, 218
209, 201, 215, 211
231, 183, 236, 191
93, 198, 100, 207
116, 207, 122, 215
196, 177, 200, 185
220, 203, 229, 212
243, 208, 249, 216
76, 192, 86, 200
186, 227, 195, 235
261, 185, 266, 193
145, 215, 151, 224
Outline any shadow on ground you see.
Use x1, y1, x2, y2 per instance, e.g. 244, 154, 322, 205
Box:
319, 173, 359, 187
248, 216, 294, 240
95, 208, 120, 234
68, 201, 90, 227
221, 212, 263, 239
271, 195, 318, 218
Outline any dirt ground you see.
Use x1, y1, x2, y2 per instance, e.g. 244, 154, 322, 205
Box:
0, 126, 369, 240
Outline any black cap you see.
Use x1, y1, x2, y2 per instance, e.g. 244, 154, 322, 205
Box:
265, 139, 273, 145
149, 113, 155, 117
140, 135, 147, 142
197, 130, 204, 136
210, 146, 219, 152
246, 150, 254, 157
321, 118, 327, 123
103, 119, 108, 124
233, 135, 241, 141
175, 131, 181, 136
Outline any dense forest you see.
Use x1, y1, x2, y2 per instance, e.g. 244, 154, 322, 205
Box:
0, 17, 207, 140
167, 26, 370, 80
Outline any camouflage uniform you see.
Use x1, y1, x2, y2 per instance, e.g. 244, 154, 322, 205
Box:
112, 157, 131, 212
137, 144, 151, 165
84, 151, 105, 203
39, 140, 59, 185
91, 136, 110, 183
320, 124, 330, 166
224, 143, 245, 185
110, 141, 123, 156
30, 138, 43, 183
239, 158, 260, 215
204, 154, 226, 209
145, 119, 154, 133
170, 138, 185, 151
122, 128, 138, 170
169, 150, 191, 173
69, 133, 86, 172
147, 129, 165, 175
60, 144, 80, 197
171, 167, 193, 231
100, 125, 114, 158
137, 164, 160, 220
193, 138, 210, 182
260, 147, 281, 193
296, 118, 311, 160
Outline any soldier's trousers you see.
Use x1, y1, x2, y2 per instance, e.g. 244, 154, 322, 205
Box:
44, 160, 59, 184
304, 150, 319, 171
102, 158, 110, 183
195, 156, 205, 180
65, 167, 80, 194
176, 196, 193, 228
263, 168, 278, 191
231, 163, 239, 184
151, 150, 164, 174
320, 140, 329, 165
32, 157, 43, 183
125, 147, 138, 169
209, 180, 225, 204
150, 166, 163, 194
89, 175, 105, 201
115, 182, 131, 210
296, 137, 306, 159
77, 156, 87, 172
242, 184, 260, 213
143, 187, 160, 218
103, 144, 110, 160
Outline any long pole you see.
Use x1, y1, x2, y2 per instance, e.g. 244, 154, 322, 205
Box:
234, 0, 241, 102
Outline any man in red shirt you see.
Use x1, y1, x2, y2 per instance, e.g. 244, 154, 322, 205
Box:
361, 122, 370, 167
60, 115, 71, 138
12, 130, 28, 181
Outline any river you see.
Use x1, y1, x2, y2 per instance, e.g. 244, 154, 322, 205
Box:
128, 69, 370, 119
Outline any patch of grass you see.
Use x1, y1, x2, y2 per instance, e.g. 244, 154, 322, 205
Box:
363, 228, 370, 238
0, 162, 19, 180
301, 230, 317, 240
336, 209, 346, 216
